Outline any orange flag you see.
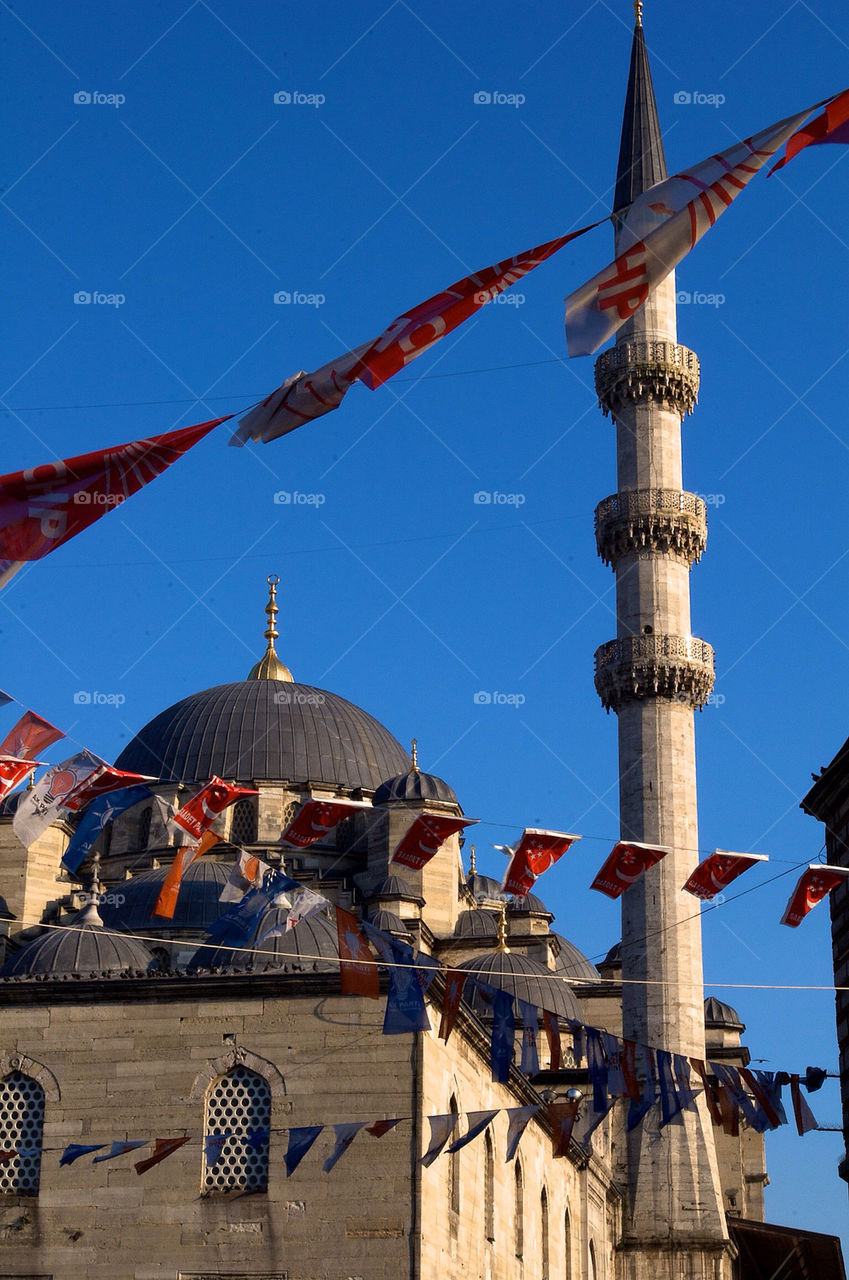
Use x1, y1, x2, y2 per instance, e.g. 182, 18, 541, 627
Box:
135, 1136, 190, 1175
336, 906, 379, 999
153, 830, 218, 919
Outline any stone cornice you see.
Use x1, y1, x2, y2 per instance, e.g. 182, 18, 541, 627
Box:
595, 340, 700, 420
595, 489, 707, 568
594, 633, 715, 711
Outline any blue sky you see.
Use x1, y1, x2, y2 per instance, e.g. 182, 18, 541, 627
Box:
2, 0, 848, 1245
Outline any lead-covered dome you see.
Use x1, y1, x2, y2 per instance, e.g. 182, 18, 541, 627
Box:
462, 951, 581, 1021
115, 680, 411, 790
0, 904, 153, 979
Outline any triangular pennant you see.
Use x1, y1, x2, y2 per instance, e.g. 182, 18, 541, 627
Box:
285, 1126, 323, 1176
135, 1136, 190, 1175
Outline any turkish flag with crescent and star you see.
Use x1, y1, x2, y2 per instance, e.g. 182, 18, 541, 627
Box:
682, 850, 769, 901
769, 86, 849, 174
590, 840, 671, 899
171, 777, 259, 841
281, 797, 372, 849
0, 418, 229, 588
0, 710, 64, 760
0, 756, 42, 800
391, 813, 478, 871
502, 828, 581, 897
62, 764, 155, 812
780, 864, 849, 927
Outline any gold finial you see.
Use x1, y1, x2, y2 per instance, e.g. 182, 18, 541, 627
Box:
633, 0, 643, 26
497, 902, 510, 953
247, 575, 294, 682
469, 845, 476, 875
410, 738, 419, 772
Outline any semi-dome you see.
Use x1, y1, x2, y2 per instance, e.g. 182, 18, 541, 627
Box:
114, 680, 411, 790
373, 770, 458, 807
0, 904, 153, 979
98, 860, 232, 934
189, 905, 338, 974
704, 995, 744, 1031
552, 933, 600, 983
508, 892, 552, 918
363, 874, 422, 903
462, 950, 581, 1021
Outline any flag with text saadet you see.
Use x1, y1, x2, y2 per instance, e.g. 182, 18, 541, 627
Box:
336, 906, 379, 999
682, 850, 768, 901
502, 828, 581, 897
590, 840, 670, 898
281, 797, 371, 849
565, 103, 817, 356
391, 813, 478, 871
171, 777, 259, 841
780, 864, 849, 927
0, 418, 229, 587
0, 756, 41, 800
0, 710, 63, 760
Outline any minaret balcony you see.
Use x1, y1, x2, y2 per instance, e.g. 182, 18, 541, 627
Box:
594, 633, 715, 711
594, 340, 700, 421
595, 489, 707, 568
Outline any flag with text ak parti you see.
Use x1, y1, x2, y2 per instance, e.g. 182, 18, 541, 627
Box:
682, 850, 768, 901
780, 864, 849, 927
336, 906, 379, 999
0, 418, 229, 588
391, 812, 478, 871
0, 710, 63, 760
502, 828, 581, 897
171, 776, 259, 841
281, 797, 372, 849
62, 784, 153, 873
13, 749, 102, 849
590, 840, 670, 899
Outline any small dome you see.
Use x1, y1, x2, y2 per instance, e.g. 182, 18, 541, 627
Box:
98, 860, 232, 933
189, 905, 338, 974
467, 871, 506, 902
1, 904, 153, 979
508, 892, 552, 918
454, 909, 499, 939
552, 934, 600, 983
600, 941, 621, 966
704, 995, 744, 1031
373, 769, 458, 807
368, 908, 410, 937
461, 950, 581, 1021
363, 875, 422, 903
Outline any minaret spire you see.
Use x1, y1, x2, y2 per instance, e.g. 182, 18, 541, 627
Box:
247, 575, 294, 682
613, 2, 667, 212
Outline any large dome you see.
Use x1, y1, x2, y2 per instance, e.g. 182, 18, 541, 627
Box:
114, 680, 411, 790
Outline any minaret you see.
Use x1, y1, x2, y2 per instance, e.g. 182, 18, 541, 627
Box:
592, 6, 732, 1275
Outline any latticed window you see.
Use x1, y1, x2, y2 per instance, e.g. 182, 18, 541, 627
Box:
0, 1071, 44, 1195
203, 1066, 271, 1193
137, 805, 152, 850
230, 798, 258, 846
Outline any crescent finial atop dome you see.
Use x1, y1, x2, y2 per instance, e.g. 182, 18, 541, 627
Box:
247, 575, 294, 682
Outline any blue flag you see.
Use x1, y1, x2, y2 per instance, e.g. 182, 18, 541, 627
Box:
585, 1027, 609, 1113
60, 1142, 105, 1166
504, 1105, 538, 1161
626, 1045, 657, 1132
518, 1001, 540, 1076
245, 1128, 270, 1151
323, 1122, 367, 1172
204, 1134, 228, 1168
656, 1050, 683, 1128
362, 923, 431, 1035
207, 869, 301, 947
445, 1109, 499, 1154
93, 1140, 146, 1163
285, 1126, 323, 1177
62, 785, 152, 873
489, 988, 515, 1083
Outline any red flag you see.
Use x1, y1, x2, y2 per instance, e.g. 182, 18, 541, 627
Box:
336, 906, 379, 999
590, 841, 670, 899
769, 87, 849, 174
0, 710, 63, 760
542, 1010, 562, 1072
790, 1074, 819, 1135
739, 1068, 782, 1130
780, 864, 849, 927
548, 1100, 580, 1158
231, 224, 604, 446
0, 418, 229, 587
134, 1136, 190, 1175
438, 969, 467, 1042
63, 764, 154, 812
281, 797, 371, 849
0, 1150, 18, 1165
0, 755, 41, 800
391, 813, 478, 871
366, 1117, 407, 1138
153, 830, 219, 919
682, 850, 768, 901
171, 777, 259, 841
690, 1058, 724, 1128
502, 828, 580, 897
622, 1039, 642, 1104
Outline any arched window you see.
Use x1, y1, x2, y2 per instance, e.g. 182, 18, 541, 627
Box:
484, 1130, 495, 1243
448, 1095, 460, 1215
564, 1208, 573, 1280
137, 805, 152, 851
203, 1065, 271, 1193
230, 798, 257, 846
514, 1159, 524, 1259
0, 1071, 44, 1195
541, 1186, 550, 1280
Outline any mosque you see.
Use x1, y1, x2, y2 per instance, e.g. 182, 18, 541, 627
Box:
0, 7, 845, 1280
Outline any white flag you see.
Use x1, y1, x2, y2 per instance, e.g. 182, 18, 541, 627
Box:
565, 105, 814, 356
284, 886, 328, 932
13, 749, 102, 848
230, 343, 372, 446
219, 849, 270, 904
